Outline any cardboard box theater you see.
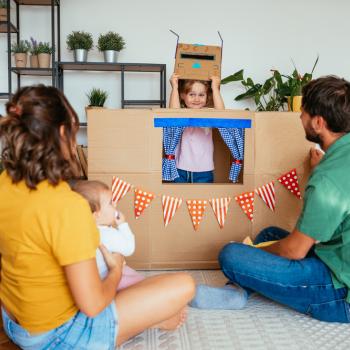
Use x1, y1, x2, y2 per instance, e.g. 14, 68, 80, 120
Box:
87, 108, 313, 270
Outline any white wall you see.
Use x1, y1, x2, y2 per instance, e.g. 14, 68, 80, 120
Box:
1, 0, 350, 143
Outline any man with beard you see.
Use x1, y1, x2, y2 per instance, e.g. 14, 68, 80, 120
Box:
191, 76, 350, 323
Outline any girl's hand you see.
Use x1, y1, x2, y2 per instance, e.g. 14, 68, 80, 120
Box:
115, 210, 126, 226
210, 75, 221, 91
99, 244, 125, 271
170, 73, 180, 89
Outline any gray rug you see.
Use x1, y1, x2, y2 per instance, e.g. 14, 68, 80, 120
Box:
119, 270, 350, 350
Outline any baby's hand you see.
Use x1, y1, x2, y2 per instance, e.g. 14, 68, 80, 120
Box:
170, 73, 180, 89
115, 210, 126, 226
210, 75, 221, 90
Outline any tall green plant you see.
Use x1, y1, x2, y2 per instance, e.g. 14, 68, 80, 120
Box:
221, 69, 286, 111
275, 55, 319, 110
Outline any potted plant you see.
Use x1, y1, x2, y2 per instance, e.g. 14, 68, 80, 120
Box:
221, 69, 286, 111
97, 31, 125, 63
66, 31, 93, 63
274, 56, 319, 112
0, 0, 7, 22
29, 37, 40, 68
11, 40, 30, 68
86, 88, 108, 108
37, 41, 53, 68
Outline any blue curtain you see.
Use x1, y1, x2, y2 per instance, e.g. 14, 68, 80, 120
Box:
162, 127, 184, 181
218, 128, 245, 182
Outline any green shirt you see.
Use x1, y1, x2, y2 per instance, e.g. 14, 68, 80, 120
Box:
297, 133, 350, 303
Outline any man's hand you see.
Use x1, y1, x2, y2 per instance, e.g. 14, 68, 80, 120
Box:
310, 147, 324, 171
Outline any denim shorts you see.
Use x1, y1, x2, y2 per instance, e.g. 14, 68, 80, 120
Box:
1, 302, 118, 350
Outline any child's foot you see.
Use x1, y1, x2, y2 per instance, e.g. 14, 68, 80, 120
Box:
189, 284, 247, 310
153, 307, 188, 331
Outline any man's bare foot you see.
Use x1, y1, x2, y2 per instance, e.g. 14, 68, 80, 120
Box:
153, 307, 188, 331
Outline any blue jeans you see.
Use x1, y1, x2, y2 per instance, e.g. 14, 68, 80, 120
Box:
1, 301, 118, 349
173, 169, 214, 183
219, 226, 350, 323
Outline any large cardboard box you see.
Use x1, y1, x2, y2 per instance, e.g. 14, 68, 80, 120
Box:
88, 109, 312, 269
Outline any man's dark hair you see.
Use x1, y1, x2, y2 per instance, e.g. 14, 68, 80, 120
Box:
302, 75, 350, 133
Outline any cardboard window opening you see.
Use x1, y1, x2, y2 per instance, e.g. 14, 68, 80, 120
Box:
155, 118, 251, 183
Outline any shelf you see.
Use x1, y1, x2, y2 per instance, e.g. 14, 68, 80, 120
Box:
11, 67, 53, 76
15, 0, 59, 5
0, 21, 18, 33
79, 122, 87, 127
0, 92, 10, 100
58, 62, 165, 73
123, 100, 164, 106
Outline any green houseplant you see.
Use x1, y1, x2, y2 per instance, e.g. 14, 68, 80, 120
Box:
86, 88, 108, 107
29, 37, 40, 68
274, 56, 319, 111
97, 31, 125, 63
221, 69, 286, 111
37, 41, 53, 68
66, 31, 93, 62
11, 40, 30, 68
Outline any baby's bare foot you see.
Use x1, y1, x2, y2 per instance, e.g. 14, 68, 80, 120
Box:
153, 307, 188, 331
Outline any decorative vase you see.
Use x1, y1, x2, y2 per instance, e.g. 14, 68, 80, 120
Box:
30, 55, 39, 68
74, 49, 88, 62
287, 96, 302, 112
14, 53, 27, 68
38, 53, 51, 68
103, 50, 119, 63
0, 8, 7, 22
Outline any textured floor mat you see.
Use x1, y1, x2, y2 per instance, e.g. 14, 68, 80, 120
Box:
119, 270, 350, 350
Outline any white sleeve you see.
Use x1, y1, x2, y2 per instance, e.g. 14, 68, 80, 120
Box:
99, 223, 135, 256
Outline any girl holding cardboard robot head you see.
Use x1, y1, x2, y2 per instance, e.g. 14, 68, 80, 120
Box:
169, 73, 225, 183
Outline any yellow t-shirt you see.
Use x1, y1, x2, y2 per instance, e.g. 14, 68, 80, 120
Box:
0, 172, 99, 332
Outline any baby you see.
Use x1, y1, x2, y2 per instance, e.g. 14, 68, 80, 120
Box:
71, 180, 144, 290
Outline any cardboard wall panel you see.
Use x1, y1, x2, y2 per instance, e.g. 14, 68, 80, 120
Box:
87, 108, 313, 269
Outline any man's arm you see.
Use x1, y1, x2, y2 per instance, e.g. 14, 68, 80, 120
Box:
260, 228, 316, 259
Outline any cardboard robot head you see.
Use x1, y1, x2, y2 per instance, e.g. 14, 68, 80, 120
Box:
172, 31, 223, 81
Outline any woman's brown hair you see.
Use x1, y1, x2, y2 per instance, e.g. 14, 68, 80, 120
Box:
178, 79, 214, 108
0, 85, 80, 189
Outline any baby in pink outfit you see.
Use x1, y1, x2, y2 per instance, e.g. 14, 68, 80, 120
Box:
72, 180, 144, 291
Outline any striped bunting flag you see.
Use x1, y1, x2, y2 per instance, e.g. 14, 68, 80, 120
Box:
209, 197, 232, 229
134, 188, 156, 219
255, 181, 276, 211
278, 168, 302, 199
162, 195, 183, 227
235, 191, 254, 222
111, 176, 131, 205
186, 199, 208, 231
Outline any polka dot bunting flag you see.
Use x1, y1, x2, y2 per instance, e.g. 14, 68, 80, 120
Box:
134, 188, 156, 219
277, 168, 302, 199
235, 192, 254, 221
186, 199, 208, 231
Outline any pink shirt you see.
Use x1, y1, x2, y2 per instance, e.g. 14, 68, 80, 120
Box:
175, 127, 214, 172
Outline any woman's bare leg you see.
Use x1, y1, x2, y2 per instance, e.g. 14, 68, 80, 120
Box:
115, 272, 195, 346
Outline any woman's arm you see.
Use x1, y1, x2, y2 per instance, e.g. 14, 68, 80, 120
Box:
64, 248, 124, 317
169, 73, 181, 108
211, 76, 225, 109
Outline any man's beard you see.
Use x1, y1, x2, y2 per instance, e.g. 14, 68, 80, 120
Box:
305, 128, 322, 146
